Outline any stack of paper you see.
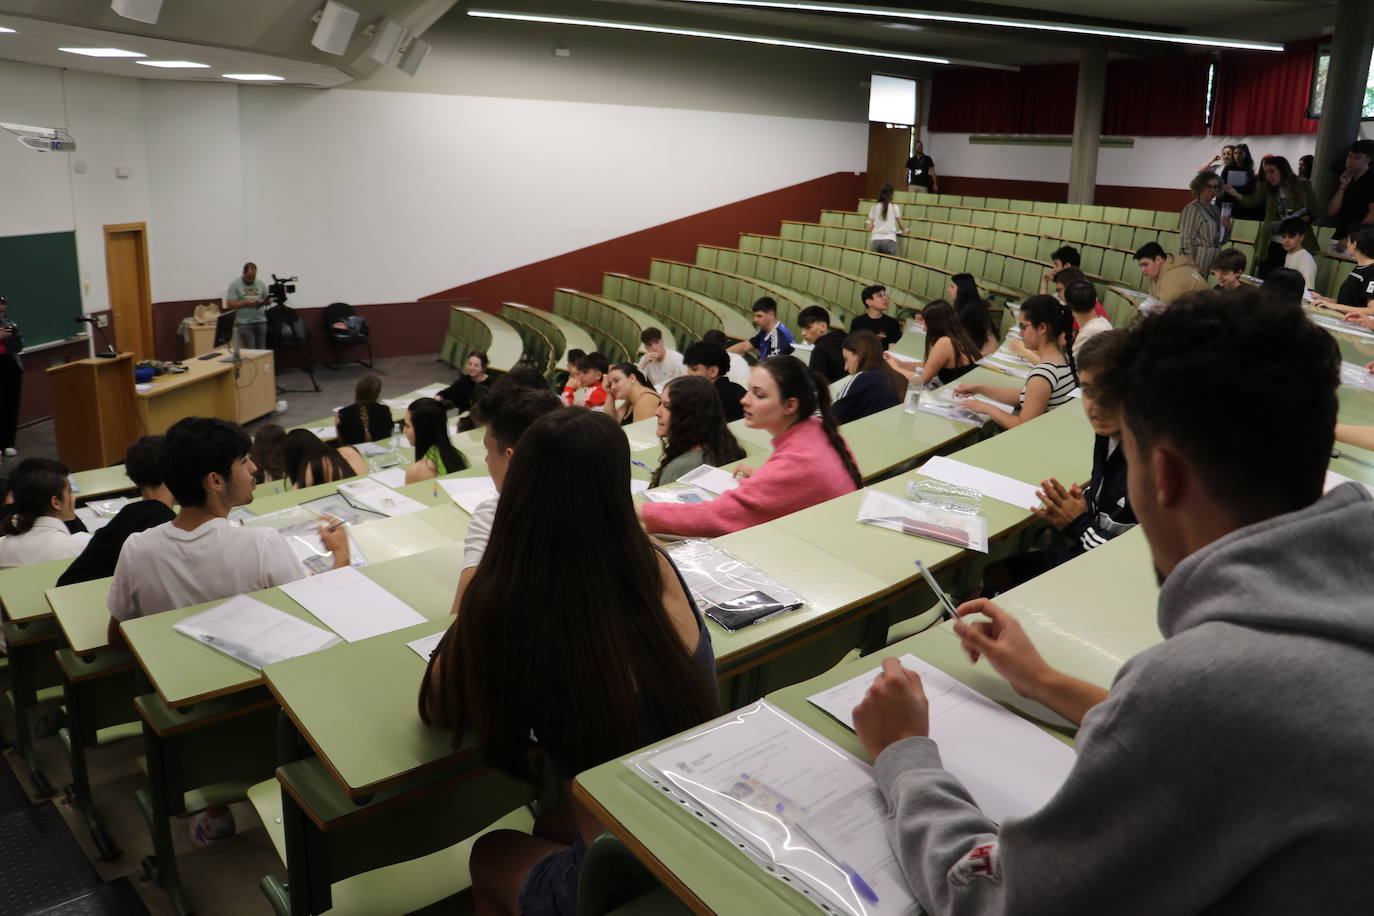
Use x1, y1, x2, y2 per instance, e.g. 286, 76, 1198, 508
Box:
408, 630, 445, 661
1341, 361, 1374, 392
174, 594, 340, 669
677, 465, 739, 495
337, 478, 428, 516
353, 441, 390, 458
368, 467, 409, 488
280, 566, 425, 642
917, 456, 1041, 511
439, 477, 499, 515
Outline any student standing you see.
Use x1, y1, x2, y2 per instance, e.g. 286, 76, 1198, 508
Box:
682, 341, 747, 421
866, 184, 905, 254
955, 295, 1077, 429
728, 298, 794, 360
651, 375, 746, 487
885, 300, 981, 388
637, 327, 685, 388
419, 408, 719, 916
1278, 218, 1317, 290
851, 288, 1374, 915
1223, 155, 1319, 278
0, 295, 23, 457
640, 356, 861, 537
1327, 139, 1374, 253
403, 398, 467, 483
336, 373, 394, 445
57, 436, 175, 587
0, 468, 91, 568
437, 353, 493, 415
225, 261, 270, 350
796, 306, 849, 384
833, 331, 906, 423
849, 284, 903, 350
1179, 171, 1226, 276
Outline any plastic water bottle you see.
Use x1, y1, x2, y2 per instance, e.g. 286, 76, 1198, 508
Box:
903, 378, 922, 415
391, 421, 405, 451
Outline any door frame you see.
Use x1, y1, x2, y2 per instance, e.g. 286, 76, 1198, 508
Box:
102, 221, 155, 360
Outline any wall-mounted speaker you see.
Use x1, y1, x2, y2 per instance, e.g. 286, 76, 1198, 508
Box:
311, 1, 359, 56
397, 38, 430, 77
111, 0, 163, 24
367, 18, 408, 66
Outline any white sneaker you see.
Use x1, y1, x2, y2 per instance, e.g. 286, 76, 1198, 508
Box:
189, 808, 236, 847
3, 448, 16, 457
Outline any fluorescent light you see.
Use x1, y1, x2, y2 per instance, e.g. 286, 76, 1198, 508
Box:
136, 60, 210, 69
59, 47, 146, 58
668, 0, 1284, 52
0, 27, 15, 34
466, 9, 950, 64
222, 73, 285, 81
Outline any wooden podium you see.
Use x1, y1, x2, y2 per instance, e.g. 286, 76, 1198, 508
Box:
48, 353, 139, 471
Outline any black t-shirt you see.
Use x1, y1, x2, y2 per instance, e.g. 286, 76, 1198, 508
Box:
713, 376, 746, 422
56, 499, 176, 587
808, 328, 849, 383
335, 402, 393, 446
1338, 263, 1374, 308
849, 313, 903, 350
906, 154, 935, 187
1334, 169, 1374, 241
436, 375, 492, 413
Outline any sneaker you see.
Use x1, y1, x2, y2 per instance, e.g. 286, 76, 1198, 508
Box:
189, 808, 236, 847
3, 448, 15, 457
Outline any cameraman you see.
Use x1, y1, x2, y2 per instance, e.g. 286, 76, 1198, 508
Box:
225, 262, 269, 350
0, 296, 22, 457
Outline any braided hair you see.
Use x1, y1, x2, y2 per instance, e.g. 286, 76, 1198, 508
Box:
1019, 294, 1078, 386
758, 355, 863, 489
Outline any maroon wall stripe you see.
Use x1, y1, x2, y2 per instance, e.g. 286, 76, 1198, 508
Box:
938, 176, 1194, 212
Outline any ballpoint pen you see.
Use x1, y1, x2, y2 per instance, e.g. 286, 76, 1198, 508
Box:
915, 559, 961, 623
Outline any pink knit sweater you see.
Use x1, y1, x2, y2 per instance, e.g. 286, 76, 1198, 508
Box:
641, 417, 859, 538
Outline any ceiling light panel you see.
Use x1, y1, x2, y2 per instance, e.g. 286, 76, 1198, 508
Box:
59, 47, 145, 57
136, 60, 210, 68
222, 73, 285, 81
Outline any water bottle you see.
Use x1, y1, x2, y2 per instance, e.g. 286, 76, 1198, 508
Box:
903, 377, 922, 415
391, 421, 405, 451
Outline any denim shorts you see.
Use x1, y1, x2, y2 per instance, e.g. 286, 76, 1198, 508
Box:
518, 834, 586, 916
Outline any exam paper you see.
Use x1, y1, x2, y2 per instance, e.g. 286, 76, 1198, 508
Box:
917, 456, 1041, 511
337, 478, 428, 516
174, 594, 340, 669
636, 703, 918, 916
353, 441, 390, 457
808, 653, 1076, 825
1342, 361, 1374, 393
368, 467, 408, 489
280, 565, 425, 643
305, 425, 335, 440
439, 477, 499, 515
1324, 470, 1374, 497
88, 497, 131, 518
408, 630, 445, 661
677, 464, 739, 495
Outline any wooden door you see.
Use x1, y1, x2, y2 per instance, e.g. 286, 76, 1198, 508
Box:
103, 222, 154, 361
866, 123, 911, 199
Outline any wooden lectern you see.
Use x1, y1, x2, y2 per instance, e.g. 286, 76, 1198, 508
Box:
47, 353, 139, 471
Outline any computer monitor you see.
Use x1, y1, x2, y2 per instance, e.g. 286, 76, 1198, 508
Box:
212, 310, 238, 349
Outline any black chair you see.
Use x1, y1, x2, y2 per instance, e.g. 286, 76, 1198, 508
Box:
267, 305, 320, 392
322, 301, 373, 370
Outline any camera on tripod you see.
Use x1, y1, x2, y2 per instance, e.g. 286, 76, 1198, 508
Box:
269, 274, 298, 306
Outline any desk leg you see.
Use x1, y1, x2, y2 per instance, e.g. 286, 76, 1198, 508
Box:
4, 620, 60, 797
139, 720, 193, 916
60, 667, 124, 861
281, 785, 332, 916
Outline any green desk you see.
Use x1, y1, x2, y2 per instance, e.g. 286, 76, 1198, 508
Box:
69, 466, 137, 504
0, 557, 76, 796
48, 576, 114, 656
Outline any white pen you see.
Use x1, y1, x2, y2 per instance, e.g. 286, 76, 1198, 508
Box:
915, 559, 960, 624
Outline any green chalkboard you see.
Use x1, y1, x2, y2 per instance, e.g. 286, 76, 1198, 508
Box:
0, 231, 83, 348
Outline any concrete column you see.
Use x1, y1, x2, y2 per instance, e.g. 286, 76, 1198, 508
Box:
1312, 0, 1374, 209
1067, 49, 1108, 205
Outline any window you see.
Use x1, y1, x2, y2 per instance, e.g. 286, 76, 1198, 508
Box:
1307, 45, 1374, 119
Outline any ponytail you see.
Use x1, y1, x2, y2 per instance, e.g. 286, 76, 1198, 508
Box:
2, 469, 68, 536
758, 356, 863, 490
1020, 294, 1078, 385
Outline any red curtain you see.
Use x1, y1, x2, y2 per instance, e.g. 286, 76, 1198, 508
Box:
1101, 54, 1211, 136
929, 63, 1077, 133
1212, 39, 1321, 135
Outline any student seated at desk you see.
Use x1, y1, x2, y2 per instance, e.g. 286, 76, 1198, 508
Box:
450, 384, 564, 609
950, 274, 999, 356
403, 397, 467, 483
796, 305, 849, 384
728, 297, 795, 360
283, 429, 365, 489
1012, 277, 1110, 367
981, 332, 1135, 595
419, 408, 719, 916
603, 364, 659, 425
850, 283, 903, 350
641, 355, 861, 538
954, 295, 1078, 430
1315, 225, 1374, 314
437, 352, 494, 416
57, 436, 175, 587
335, 373, 393, 445
1261, 267, 1307, 309
852, 288, 1374, 915
1210, 247, 1247, 290
249, 423, 287, 485
651, 376, 745, 487
1, 457, 88, 535
557, 348, 586, 405
702, 329, 751, 388
833, 330, 905, 424
565, 353, 609, 411
884, 300, 980, 388
0, 468, 91, 568
683, 341, 747, 422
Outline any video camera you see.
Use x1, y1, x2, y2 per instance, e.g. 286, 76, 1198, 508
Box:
269, 274, 298, 306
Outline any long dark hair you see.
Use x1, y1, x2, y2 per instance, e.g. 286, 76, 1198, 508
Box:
950, 273, 993, 346
1, 469, 68, 536
877, 183, 894, 220
419, 409, 719, 778
1259, 155, 1305, 206
250, 424, 287, 484
408, 398, 466, 474
843, 330, 907, 401
759, 355, 863, 488
922, 299, 982, 369
1020, 294, 1078, 386
283, 429, 356, 489
652, 376, 745, 486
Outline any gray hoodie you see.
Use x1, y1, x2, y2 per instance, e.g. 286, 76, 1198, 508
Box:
874, 483, 1374, 914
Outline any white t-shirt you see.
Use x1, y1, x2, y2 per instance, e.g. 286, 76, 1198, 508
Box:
1072, 316, 1113, 360
639, 350, 686, 389
1284, 249, 1317, 290
108, 517, 308, 621
0, 516, 91, 569
462, 495, 497, 571
727, 352, 751, 388
867, 202, 902, 242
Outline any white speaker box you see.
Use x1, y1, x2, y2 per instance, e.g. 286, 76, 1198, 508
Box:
311, 1, 359, 56
111, 0, 162, 24
397, 37, 430, 77
367, 18, 408, 66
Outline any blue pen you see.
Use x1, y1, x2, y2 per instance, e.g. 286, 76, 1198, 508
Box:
631, 459, 651, 470
841, 863, 880, 904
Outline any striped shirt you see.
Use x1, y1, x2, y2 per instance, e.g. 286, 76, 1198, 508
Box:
1019, 362, 1077, 411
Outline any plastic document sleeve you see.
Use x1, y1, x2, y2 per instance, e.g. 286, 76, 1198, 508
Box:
857, 489, 989, 552
627, 701, 919, 916
667, 540, 805, 631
